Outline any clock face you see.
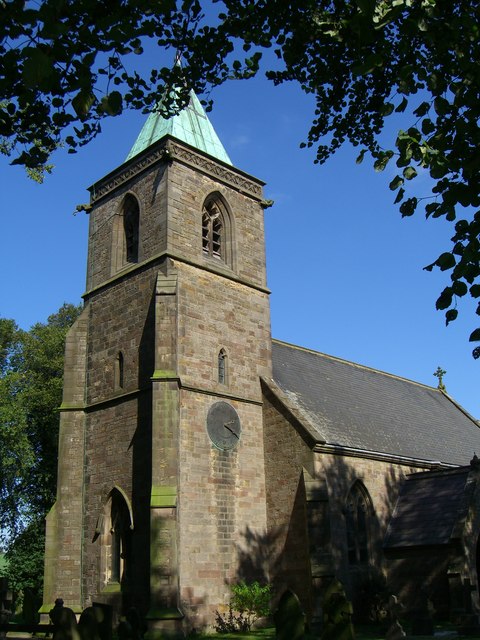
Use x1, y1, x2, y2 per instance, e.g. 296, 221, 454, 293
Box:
206, 401, 241, 451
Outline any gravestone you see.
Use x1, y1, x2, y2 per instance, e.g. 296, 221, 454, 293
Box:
78, 606, 103, 640
385, 595, 406, 639
117, 608, 143, 640
22, 587, 40, 624
50, 598, 80, 640
320, 578, 354, 640
274, 589, 306, 640
92, 602, 113, 640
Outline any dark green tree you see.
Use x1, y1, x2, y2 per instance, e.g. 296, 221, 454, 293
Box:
1, 519, 45, 612
1, 0, 479, 352
0, 304, 82, 598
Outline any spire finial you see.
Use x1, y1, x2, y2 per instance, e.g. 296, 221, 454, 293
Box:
433, 366, 447, 391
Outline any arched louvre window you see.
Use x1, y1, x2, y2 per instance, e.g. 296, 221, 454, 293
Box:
218, 349, 227, 385
202, 200, 223, 259
123, 194, 139, 264
346, 482, 371, 565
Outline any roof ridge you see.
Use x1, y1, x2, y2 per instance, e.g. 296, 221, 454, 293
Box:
272, 337, 438, 392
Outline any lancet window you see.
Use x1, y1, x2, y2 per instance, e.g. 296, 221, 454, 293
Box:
218, 349, 227, 385
202, 200, 223, 259
346, 481, 371, 565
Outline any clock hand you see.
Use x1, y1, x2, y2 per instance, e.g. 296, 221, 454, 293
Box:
223, 422, 239, 438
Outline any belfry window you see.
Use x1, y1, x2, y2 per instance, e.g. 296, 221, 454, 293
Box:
201, 193, 234, 269
111, 193, 140, 275
218, 349, 227, 385
202, 201, 223, 259
346, 482, 371, 565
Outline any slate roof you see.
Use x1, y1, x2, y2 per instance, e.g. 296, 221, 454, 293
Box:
125, 90, 232, 165
271, 339, 480, 466
384, 467, 472, 548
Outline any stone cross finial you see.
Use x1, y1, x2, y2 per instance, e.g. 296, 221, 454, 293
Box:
433, 366, 447, 391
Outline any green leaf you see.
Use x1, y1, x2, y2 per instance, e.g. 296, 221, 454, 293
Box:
470, 284, 480, 298
445, 309, 458, 325
356, 149, 366, 164
72, 90, 95, 118
394, 187, 405, 204
469, 328, 480, 342
400, 197, 417, 217
381, 102, 394, 116
413, 101, 430, 118
374, 151, 393, 172
436, 252, 456, 271
425, 202, 440, 218
421, 118, 435, 135
434, 96, 450, 116
389, 175, 404, 190
436, 287, 453, 310
417, 17, 428, 31
100, 91, 123, 116
403, 166, 417, 180
452, 281, 467, 297
395, 97, 408, 113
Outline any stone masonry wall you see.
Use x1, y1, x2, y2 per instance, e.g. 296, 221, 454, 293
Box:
262, 387, 316, 616
176, 262, 271, 398
87, 162, 168, 292
43, 309, 89, 612
177, 392, 268, 629
82, 262, 159, 611
82, 393, 152, 613
166, 160, 267, 290
85, 265, 157, 406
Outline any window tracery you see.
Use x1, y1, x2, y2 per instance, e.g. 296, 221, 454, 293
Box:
202, 200, 223, 259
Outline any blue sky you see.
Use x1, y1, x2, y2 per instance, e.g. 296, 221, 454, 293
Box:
1, 68, 479, 422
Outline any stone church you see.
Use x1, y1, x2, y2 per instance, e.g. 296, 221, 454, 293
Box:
42, 89, 480, 636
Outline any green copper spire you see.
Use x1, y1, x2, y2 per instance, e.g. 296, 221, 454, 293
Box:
126, 90, 232, 165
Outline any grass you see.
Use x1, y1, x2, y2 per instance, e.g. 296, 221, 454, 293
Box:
184, 624, 480, 639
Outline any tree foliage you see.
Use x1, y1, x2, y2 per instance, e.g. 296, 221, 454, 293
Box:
0, 303, 82, 541
1, 0, 479, 352
0, 518, 45, 605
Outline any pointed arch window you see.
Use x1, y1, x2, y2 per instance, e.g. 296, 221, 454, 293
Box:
346, 482, 371, 565
202, 201, 223, 259
97, 488, 133, 587
111, 193, 140, 275
218, 349, 227, 385
123, 195, 139, 264
201, 194, 234, 269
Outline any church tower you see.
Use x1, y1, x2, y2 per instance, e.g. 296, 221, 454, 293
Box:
43, 91, 272, 635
